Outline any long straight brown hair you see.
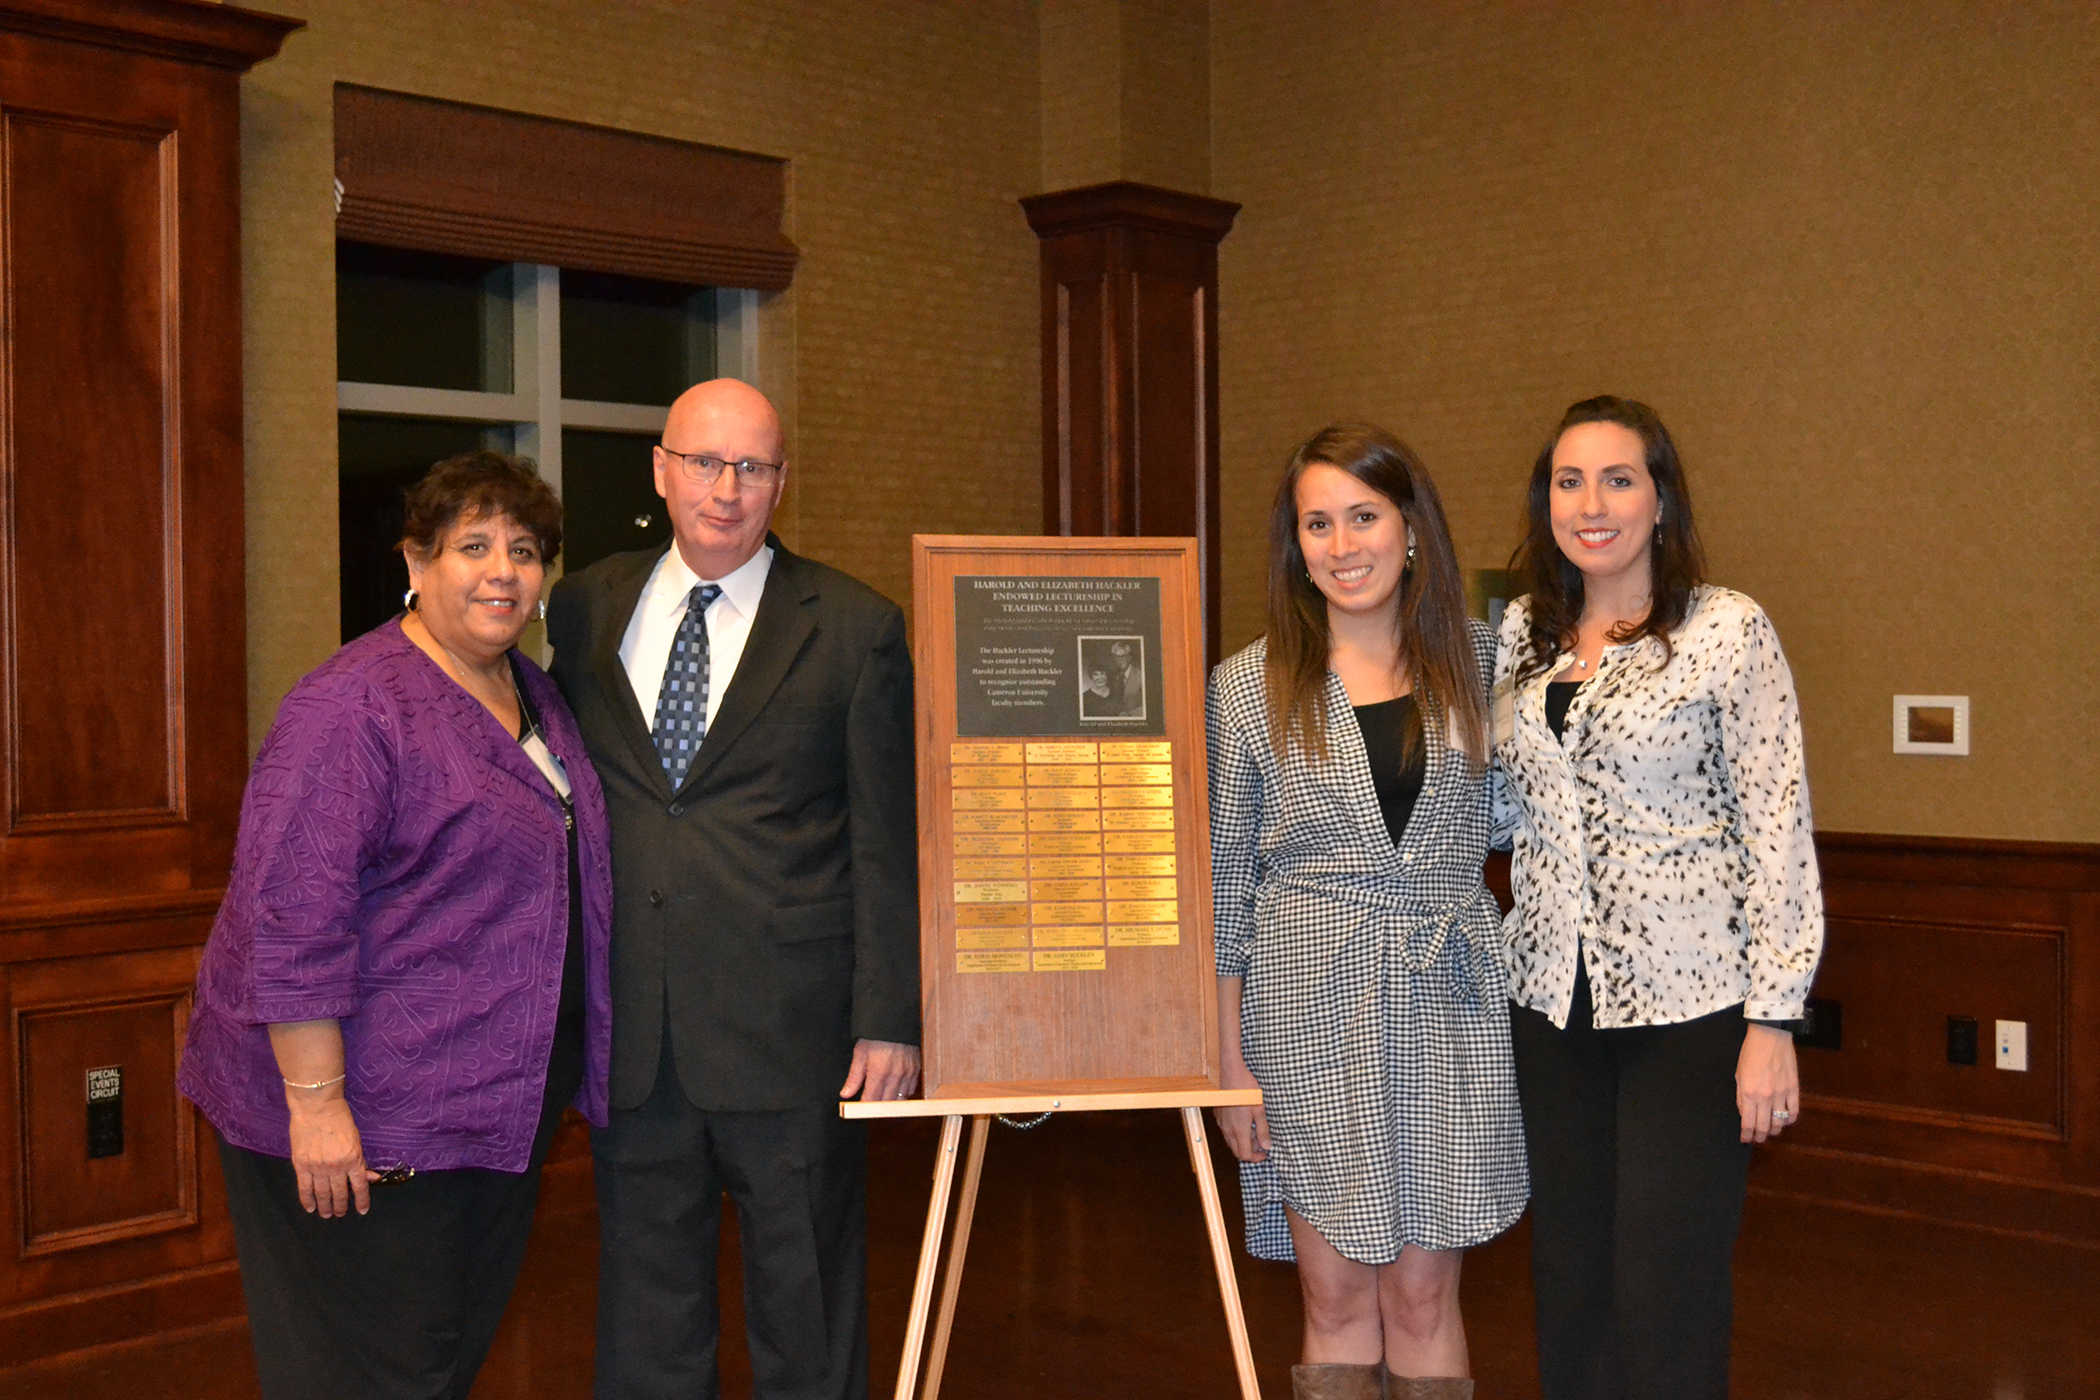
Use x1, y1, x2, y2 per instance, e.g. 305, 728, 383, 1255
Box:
1508, 395, 1707, 683
1263, 423, 1487, 767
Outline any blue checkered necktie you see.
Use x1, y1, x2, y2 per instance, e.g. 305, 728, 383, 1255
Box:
651, 583, 722, 789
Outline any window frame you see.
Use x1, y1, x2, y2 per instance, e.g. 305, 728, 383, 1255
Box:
334, 262, 759, 501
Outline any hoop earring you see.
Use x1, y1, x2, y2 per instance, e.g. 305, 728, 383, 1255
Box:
402, 589, 419, 612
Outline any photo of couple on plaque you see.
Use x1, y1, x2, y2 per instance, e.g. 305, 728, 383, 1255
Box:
1078, 636, 1147, 721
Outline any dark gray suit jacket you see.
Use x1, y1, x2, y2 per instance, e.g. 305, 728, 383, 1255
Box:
547, 536, 919, 1112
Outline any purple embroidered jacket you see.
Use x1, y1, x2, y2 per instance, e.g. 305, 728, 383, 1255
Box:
179, 621, 614, 1173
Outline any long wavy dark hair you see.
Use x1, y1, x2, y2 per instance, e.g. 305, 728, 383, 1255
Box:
1509, 396, 1706, 683
1264, 423, 1487, 767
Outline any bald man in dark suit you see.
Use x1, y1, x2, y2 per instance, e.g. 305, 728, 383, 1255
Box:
547, 379, 919, 1400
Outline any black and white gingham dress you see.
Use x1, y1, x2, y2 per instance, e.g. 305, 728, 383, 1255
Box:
1208, 623, 1528, 1262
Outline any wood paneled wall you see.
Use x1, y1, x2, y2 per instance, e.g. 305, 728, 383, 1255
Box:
0, 0, 298, 1364
1753, 834, 2100, 1247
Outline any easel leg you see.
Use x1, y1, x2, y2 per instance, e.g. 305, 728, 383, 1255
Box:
1183, 1105, 1263, 1400
893, 1114, 965, 1400
920, 1114, 991, 1400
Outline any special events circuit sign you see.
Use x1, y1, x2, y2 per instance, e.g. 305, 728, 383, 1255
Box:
911, 538, 1218, 1099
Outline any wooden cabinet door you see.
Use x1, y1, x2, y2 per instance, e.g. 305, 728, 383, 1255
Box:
0, 0, 297, 1362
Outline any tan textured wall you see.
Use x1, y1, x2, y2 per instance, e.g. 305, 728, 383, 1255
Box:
240, 1, 1042, 748
1039, 0, 1209, 191
1116, 0, 1209, 192
1211, 0, 2100, 842
1039, 0, 1124, 188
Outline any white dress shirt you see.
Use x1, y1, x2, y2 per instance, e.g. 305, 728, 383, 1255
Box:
619, 543, 774, 731
1493, 585, 1824, 1030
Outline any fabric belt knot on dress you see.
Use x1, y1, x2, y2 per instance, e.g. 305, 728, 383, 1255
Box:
1272, 872, 1495, 1006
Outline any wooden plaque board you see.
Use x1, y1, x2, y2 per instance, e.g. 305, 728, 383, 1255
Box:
912, 537, 1218, 1099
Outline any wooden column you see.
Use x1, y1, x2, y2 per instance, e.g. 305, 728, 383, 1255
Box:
1020, 182, 1239, 665
0, 0, 300, 1363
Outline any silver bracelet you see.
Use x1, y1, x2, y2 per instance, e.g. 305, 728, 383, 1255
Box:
282, 1072, 347, 1091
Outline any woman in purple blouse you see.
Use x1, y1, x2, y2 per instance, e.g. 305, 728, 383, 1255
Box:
179, 451, 612, 1400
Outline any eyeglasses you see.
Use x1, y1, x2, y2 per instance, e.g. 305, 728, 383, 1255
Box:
658, 447, 783, 489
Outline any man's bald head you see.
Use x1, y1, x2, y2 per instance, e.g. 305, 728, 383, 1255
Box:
663, 378, 784, 466
653, 378, 788, 579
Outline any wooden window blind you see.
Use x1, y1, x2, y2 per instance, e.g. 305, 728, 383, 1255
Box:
333, 84, 797, 290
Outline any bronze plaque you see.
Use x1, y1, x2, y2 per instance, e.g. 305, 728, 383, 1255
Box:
914, 536, 1216, 1097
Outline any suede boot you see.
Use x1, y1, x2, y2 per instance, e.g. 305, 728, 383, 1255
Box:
1290, 1362, 1385, 1400
1380, 1367, 1475, 1399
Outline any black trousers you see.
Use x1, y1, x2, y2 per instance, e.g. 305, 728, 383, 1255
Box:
1509, 971, 1754, 1400
592, 1052, 868, 1400
216, 1095, 565, 1400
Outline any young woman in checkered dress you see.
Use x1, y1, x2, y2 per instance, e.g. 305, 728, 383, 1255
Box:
1209, 425, 1527, 1400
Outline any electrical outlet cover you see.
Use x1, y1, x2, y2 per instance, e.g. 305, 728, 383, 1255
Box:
1995, 1019, 2028, 1072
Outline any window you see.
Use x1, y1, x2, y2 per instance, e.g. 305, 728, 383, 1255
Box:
335, 240, 758, 643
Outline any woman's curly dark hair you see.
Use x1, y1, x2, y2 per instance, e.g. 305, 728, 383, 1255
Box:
399, 449, 563, 565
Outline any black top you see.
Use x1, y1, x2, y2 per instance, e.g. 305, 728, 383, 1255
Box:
1352, 695, 1426, 846
1545, 681, 1581, 740
513, 661, 588, 1123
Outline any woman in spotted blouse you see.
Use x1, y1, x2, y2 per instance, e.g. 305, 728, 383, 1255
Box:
1493, 396, 1824, 1400
1210, 424, 1527, 1400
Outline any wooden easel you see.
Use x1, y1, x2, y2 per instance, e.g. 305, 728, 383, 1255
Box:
891, 538, 1255, 1395
844, 1086, 1264, 1400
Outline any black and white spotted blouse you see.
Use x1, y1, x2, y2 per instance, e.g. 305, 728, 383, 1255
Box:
1492, 586, 1824, 1030
1210, 623, 1527, 1262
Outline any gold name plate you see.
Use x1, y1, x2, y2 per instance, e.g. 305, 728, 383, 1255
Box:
953, 811, 1027, 834
957, 950, 1029, 973
1103, 829, 1175, 852
954, 833, 1028, 856
1026, 741, 1097, 763
1108, 924, 1180, 946
1030, 878, 1103, 902
952, 741, 1025, 764
1105, 899, 1178, 923
956, 928, 1029, 949
1026, 765, 1098, 787
954, 857, 1026, 880
1033, 899, 1102, 924
1028, 831, 1101, 854
954, 788, 1024, 811
1105, 877, 1176, 900
1033, 924, 1105, 947
1029, 810, 1100, 832
1030, 856, 1103, 879
1033, 948, 1106, 971
952, 764, 1024, 787
954, 880, 1028, 904
954, 904, 1027, 927
1102, 808, 1174, 830
1027, 787, 1100, 810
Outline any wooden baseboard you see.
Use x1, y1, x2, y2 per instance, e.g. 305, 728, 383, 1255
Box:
0, 1261, 244, 1367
